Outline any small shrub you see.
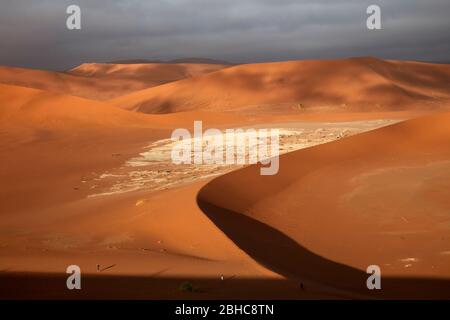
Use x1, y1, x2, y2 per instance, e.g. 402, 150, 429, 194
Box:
297, 103, 305, 110
178, 281, 194, 292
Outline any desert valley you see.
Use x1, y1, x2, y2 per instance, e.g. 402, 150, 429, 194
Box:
1, 57, 450, 299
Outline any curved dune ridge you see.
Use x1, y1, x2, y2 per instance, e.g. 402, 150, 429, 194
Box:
110, 57, 450, 114
197, 111, 450, 298
0, 63, 228, 101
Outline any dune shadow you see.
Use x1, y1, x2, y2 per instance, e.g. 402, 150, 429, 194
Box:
197, 198, 450, 299
0, 272, 322, 299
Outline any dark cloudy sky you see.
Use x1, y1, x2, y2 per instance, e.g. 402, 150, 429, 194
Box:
1, 0, 449, 70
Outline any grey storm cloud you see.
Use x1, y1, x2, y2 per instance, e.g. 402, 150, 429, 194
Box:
1, 0, 449, 70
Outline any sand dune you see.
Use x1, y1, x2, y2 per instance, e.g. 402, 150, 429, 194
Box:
0, 83, 164, 216
68, 62, 228, 88
0, 83, 253, 131
0, 63, 228, 100
111, 57, 450, 114
198, 112, 450, 298
1, 57, 449, 299
0, 83, 264, 216
0, 83, 277, 299
106, 58, 231, 65
0, 83, 154, 129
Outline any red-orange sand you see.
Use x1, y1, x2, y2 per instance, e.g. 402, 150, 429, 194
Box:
110, 57, 450, 114
0, 58, 449, 299
0, 62, 228, 100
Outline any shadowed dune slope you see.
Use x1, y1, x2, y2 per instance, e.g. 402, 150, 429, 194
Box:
111, 57, 450, 114
198, 112, 450, 297
0, 63, 228, 100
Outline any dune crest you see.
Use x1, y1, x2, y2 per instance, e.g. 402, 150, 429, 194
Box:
198, 112, 450, 298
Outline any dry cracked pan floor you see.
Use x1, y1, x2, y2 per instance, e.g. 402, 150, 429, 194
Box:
86, 119, 399, 197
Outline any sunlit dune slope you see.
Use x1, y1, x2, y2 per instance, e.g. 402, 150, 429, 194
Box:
111, 57, 450, 114
0, 63, 228, 100
0, 83, 248, 131
198, 112, 450, 296
0, 83, 153, 128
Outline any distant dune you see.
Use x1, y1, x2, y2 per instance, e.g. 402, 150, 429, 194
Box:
110, 57, 450, 114
167, 57, 232, 65
0, 63, 229, 100
69, 62, 228, 89
198, 111, 450, 298
106, 57, 231, 65
104, 59, 164, 64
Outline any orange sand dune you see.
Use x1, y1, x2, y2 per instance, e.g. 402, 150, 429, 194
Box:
0, 83, 155, 129
0, 63, 228, 100
1, 77, 449, 298
198, 112, 450, 298
111, 57, 450, 114
2, 82, 419, 136
0, 83, 162, 216
0, 83, 256, 131
0, 83, 269, 216
0, 82, 319, 218
68, 62, 228, 89
0, 83, 423, 218
0, 83, 286, 299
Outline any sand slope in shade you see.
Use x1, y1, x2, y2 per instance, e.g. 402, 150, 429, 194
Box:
111, 57, 450, 114
198, 112, 450, 297
0, 63, 228, 100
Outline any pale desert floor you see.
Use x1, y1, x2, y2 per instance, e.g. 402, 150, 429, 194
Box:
89, 119, 399, 197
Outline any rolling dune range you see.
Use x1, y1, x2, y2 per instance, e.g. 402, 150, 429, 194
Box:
0, 62, 228, 100
1, 57, 450, 299
110, 57, 450, 114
